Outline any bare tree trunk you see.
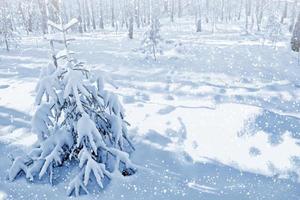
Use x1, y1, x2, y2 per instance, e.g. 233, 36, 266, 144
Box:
27, 6, 33, 33
256, 0, 264, 32
134, 0, 140, 28
164, 0, 168, 13
196, 0, 202, 32
89, 0, 96, 30
255, 0, 260, 31
281, 0, 288, 23
128, 16, 134, 39
111, 0, 115, 27
238, 0, 243, 20
82, 0, 87, 32
0, 1, 9, 51
120, 0, 126, 28
84, 0, 91, 30
289, 0, 298, 32
178, 0, 182, 18
171, 0, 175, 22
153, 44, 156, 60
141, 0, 147, 26
211, 5, 216, 33
37, 0, 48, 34
99, 0, 104, 29
128, 0, 134, 39
205, 0, 209, 23
227, 1, 232, 22
18, 3, 27, 35
147, 0, 151, 24
245, 0, 249, 33
76, 0, 83, 33
221, 0, 224, 21
4, 35, 9, 51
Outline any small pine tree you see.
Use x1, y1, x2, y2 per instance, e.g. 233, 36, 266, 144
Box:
9, 3, 135, 197
141, 18, 163, 60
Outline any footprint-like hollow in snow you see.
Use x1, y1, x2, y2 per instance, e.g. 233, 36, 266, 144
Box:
122, 95, 135, 104
0, 85, 9, 89
136, 91, 150, 101
249, 146, 261, 157
157, 105, 176, 115
144, 129, 172, 146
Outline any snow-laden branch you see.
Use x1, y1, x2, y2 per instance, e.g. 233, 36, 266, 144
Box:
67, 169, 89, 196
35, 74, 58, 105
47, 20, 63, 32
9, 156, 33, 181
108, 114, 123, 148
63, 69, 90, 113
47, 18, 79, 33
91, 70, 118, 93
108, 148, 137, 172
77, 113, 106, 153
31, 104, 53, 141
102, 90, 124, 117
79, 147, 111, 187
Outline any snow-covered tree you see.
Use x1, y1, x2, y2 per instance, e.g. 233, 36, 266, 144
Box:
0, 1, 19, 51
141, 17, 163, 60
8, 2, 136, 197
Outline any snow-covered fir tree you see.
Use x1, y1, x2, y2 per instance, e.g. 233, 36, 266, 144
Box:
8, 2, 136, 197
141, 17, 163, 60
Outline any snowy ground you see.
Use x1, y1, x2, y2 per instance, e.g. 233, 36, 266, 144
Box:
1, 20, 300, 199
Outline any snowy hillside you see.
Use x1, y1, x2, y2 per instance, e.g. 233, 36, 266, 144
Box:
0, 17, 300, 199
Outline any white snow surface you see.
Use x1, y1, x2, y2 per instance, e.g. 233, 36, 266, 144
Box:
0, 20, 300, 199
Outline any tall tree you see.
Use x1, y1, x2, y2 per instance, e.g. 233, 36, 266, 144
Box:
0, 0, 17, 51
289, 0, 298, 32
171, 0, 175, 22
178, 0, 183, 18
99, 0, 104, 29
196, 0, 202, 32
111, 0, 115, 27
128, 0, 134, 39
281, 0, 288, 24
